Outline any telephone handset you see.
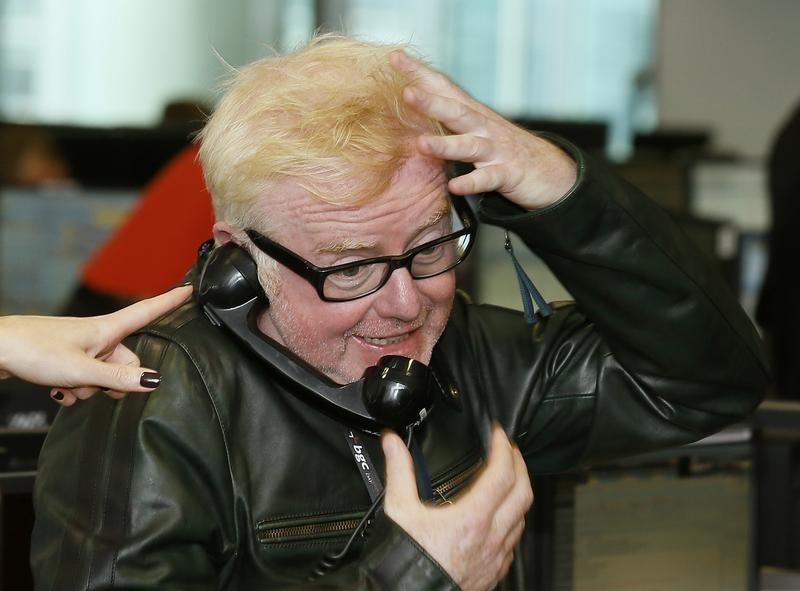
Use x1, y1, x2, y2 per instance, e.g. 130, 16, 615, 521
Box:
195, 242, 435, 434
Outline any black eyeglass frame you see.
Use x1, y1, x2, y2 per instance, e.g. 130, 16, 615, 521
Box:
244, 196, 477, 302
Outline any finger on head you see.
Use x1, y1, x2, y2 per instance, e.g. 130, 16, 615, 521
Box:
418, 134, 491, 166
408, 91, 480, 135
391, 50, 452, 95
448, 163, 503, 197
389, 50, 414, 72
390, 50, 430, 78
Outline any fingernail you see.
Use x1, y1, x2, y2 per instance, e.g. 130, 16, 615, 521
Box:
140, 372, 162, 388
51, 391, 64, 401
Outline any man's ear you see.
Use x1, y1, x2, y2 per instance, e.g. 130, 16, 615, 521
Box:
213, 221, 236, 245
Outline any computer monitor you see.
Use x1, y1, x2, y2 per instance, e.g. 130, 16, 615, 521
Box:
0, 186, 137, 315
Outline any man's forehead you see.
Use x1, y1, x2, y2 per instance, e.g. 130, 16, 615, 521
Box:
313, 199, 452, 254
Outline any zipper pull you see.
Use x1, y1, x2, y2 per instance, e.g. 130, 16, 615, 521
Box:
436, 489, 454, 505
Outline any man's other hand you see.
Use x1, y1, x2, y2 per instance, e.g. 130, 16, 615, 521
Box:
382, 424, 533, 591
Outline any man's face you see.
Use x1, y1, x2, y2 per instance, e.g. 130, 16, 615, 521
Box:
253, 155, 456, 384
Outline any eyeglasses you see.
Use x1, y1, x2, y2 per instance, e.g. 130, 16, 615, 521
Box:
245, 197, 477, 302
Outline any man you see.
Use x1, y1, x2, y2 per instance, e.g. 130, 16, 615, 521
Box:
757, 100, 800, 401
32, 35, 768, 590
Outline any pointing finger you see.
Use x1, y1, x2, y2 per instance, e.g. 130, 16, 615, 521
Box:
99, 285, 192, 343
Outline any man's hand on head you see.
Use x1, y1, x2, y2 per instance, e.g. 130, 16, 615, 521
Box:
390, 50, 577, 211
382, 424, 533, 591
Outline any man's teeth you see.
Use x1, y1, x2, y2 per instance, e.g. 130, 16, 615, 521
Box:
363, 335, 407, 346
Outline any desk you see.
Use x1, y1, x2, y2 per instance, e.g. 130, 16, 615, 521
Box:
754, 399, 800, 573
1, 471, 36, 591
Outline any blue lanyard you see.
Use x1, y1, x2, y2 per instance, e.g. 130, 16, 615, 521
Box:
505, 230, 553, 323
342, 426, 434, 502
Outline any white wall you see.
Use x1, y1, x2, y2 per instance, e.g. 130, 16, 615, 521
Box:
10, 0, 285, 126
657, 0, 800, 158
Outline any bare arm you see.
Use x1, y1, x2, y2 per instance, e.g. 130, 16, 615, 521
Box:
0, 285, 191, 405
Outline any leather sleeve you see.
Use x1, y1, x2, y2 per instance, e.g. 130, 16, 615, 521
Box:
31, 335, 238, 590
458, 135, 769, 471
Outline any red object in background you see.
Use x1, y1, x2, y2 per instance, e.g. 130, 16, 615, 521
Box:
81, 145, 214, 298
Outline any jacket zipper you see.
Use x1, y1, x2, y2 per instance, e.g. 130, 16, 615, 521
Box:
257, 458, 483, 544
432, 458, 483, 503
257, 515, 363, 543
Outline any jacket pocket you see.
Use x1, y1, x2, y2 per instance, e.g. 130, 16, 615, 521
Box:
256, 511, 365, 545
256, 457, 483, 547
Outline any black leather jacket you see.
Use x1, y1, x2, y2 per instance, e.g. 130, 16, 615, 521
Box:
31, 139, 768, 590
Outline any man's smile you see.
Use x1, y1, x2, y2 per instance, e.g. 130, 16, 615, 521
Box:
361, 334, 409, 346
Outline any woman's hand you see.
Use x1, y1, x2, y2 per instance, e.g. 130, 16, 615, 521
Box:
0, 285, 191, 406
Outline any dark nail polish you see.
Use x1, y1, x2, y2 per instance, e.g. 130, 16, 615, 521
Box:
51, 391, 65, 401
140, 372, 162, 388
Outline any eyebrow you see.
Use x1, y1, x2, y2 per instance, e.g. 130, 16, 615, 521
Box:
315, 200, 452, 256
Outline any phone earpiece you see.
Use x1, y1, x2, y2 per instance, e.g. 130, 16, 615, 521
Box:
197, 242, 268, 309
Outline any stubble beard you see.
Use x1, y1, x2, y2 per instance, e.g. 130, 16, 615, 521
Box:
264, 295, 452, 385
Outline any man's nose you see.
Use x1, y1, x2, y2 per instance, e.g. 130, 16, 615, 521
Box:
372, 267, 423, 321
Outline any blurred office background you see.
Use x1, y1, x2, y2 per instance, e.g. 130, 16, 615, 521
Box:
1, 1, 799, 589
1, 0, 795, 318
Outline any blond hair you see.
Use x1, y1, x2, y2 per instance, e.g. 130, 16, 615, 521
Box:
196, 34, 444, 230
